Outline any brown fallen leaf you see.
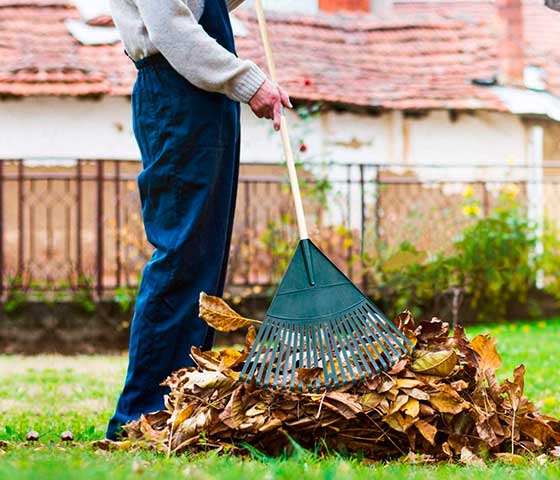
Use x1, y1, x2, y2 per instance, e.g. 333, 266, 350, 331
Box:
411, 350, 457, 377
416, 419, 437, 445
199, 292, 259, 332
460, 446, 486, 467
471, 335, 501, 375
430, 385, 468, 414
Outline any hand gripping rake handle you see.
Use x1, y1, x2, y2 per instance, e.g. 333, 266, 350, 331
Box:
255, 0, 315, 285
255, 0, 309, 242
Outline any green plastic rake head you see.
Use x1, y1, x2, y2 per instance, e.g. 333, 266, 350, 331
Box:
239, 239, 415, 392
240, 1, 415, 392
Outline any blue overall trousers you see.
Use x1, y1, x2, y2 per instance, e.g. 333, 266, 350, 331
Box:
107, 0, 240, 439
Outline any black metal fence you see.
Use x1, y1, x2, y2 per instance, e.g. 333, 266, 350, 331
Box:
0, 159, 558, 299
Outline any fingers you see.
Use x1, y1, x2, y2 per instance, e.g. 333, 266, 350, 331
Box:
273, 98, 282, 131
279, 87, 292, 109
248, 79, 292, 129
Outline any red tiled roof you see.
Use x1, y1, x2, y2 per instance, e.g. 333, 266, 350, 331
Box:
235, 10, 504, 110
0, 0, 556, 111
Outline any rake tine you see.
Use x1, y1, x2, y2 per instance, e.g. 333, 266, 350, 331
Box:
358, 308, 401, 363
365, 307, 409, 357
317, 322, 335, 389
281, 323, 295, 390
312, 322, 327, 392
256, 320, 282, 387
304, 323, 314, 392
346, 312, 380, 379
346, 310, 384, 373
338, 313, 369, 383
243, 318, 273, 384
332, 322, 352, 385
297, 323, 306, 392
339, 313, 372, 382
288, 324, 301, 391
366, 303, 415, 351
270, 319, 289, 390
321, 321, 339, 389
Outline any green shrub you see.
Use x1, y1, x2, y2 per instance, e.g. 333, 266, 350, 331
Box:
375, 195, 538, 322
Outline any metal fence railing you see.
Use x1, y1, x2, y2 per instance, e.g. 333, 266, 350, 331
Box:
0, 159, 558, 299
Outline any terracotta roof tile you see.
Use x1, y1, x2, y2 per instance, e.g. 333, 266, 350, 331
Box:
0, 0, 556, 112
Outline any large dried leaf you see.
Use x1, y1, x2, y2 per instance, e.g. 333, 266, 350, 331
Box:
199, 292, 258, 332
416, 419, 437, 445
429, 385, 468, 414
471, 335, 501, 374
411, 350, 457, 377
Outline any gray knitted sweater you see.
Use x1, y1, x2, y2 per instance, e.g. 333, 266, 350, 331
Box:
109, 0, 266, 103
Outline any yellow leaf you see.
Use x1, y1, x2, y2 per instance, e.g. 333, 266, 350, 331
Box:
199, 292, 259, 332
411, 350, 457, 377
471, 335, 501, 374
403, 398, 420, 418
396, 378, 423, 389
494, 453, 527, 464
184, 371, 232, 391
171, 404, 196, 430
389, 394, 409, 414
361, 392, 384, 410
218, 349, 244, 369
384, 412, 414, 432
191, 347, 221, 371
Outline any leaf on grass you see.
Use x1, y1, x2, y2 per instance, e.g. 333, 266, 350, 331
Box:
199, 292, 258, 332
411, 350, 457, 377
416, 318, 449, 344
170, 404, 196, 430
396, 378, 423, 389
460, 447, 486, 467
494, 452, 527, 464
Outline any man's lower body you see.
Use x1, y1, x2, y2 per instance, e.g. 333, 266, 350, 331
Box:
107, 54, 240, 440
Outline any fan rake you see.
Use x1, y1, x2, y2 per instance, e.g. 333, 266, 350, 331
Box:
239, 1, 415, 392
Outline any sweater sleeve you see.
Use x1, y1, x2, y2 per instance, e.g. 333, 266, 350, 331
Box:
135, 0, 265, 103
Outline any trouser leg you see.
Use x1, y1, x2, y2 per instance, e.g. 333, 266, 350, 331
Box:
106, 131, 240, 440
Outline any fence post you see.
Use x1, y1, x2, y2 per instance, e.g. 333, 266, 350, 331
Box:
76, 160, 83, 285
527, 125, 545, 289
0, 161, 3, 298
346, 164, 353, 280
96, 161, 104, 298
115, 160, 122, 289
17, 159, 24, 283
359, 164, 367, 291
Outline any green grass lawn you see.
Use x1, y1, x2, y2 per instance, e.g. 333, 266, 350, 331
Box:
0, 318, 559, 479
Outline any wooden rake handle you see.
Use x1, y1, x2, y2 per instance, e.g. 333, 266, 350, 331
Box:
255, 0, 309, 240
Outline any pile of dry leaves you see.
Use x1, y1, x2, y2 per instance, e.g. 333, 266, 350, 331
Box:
116, 294, 560, 463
